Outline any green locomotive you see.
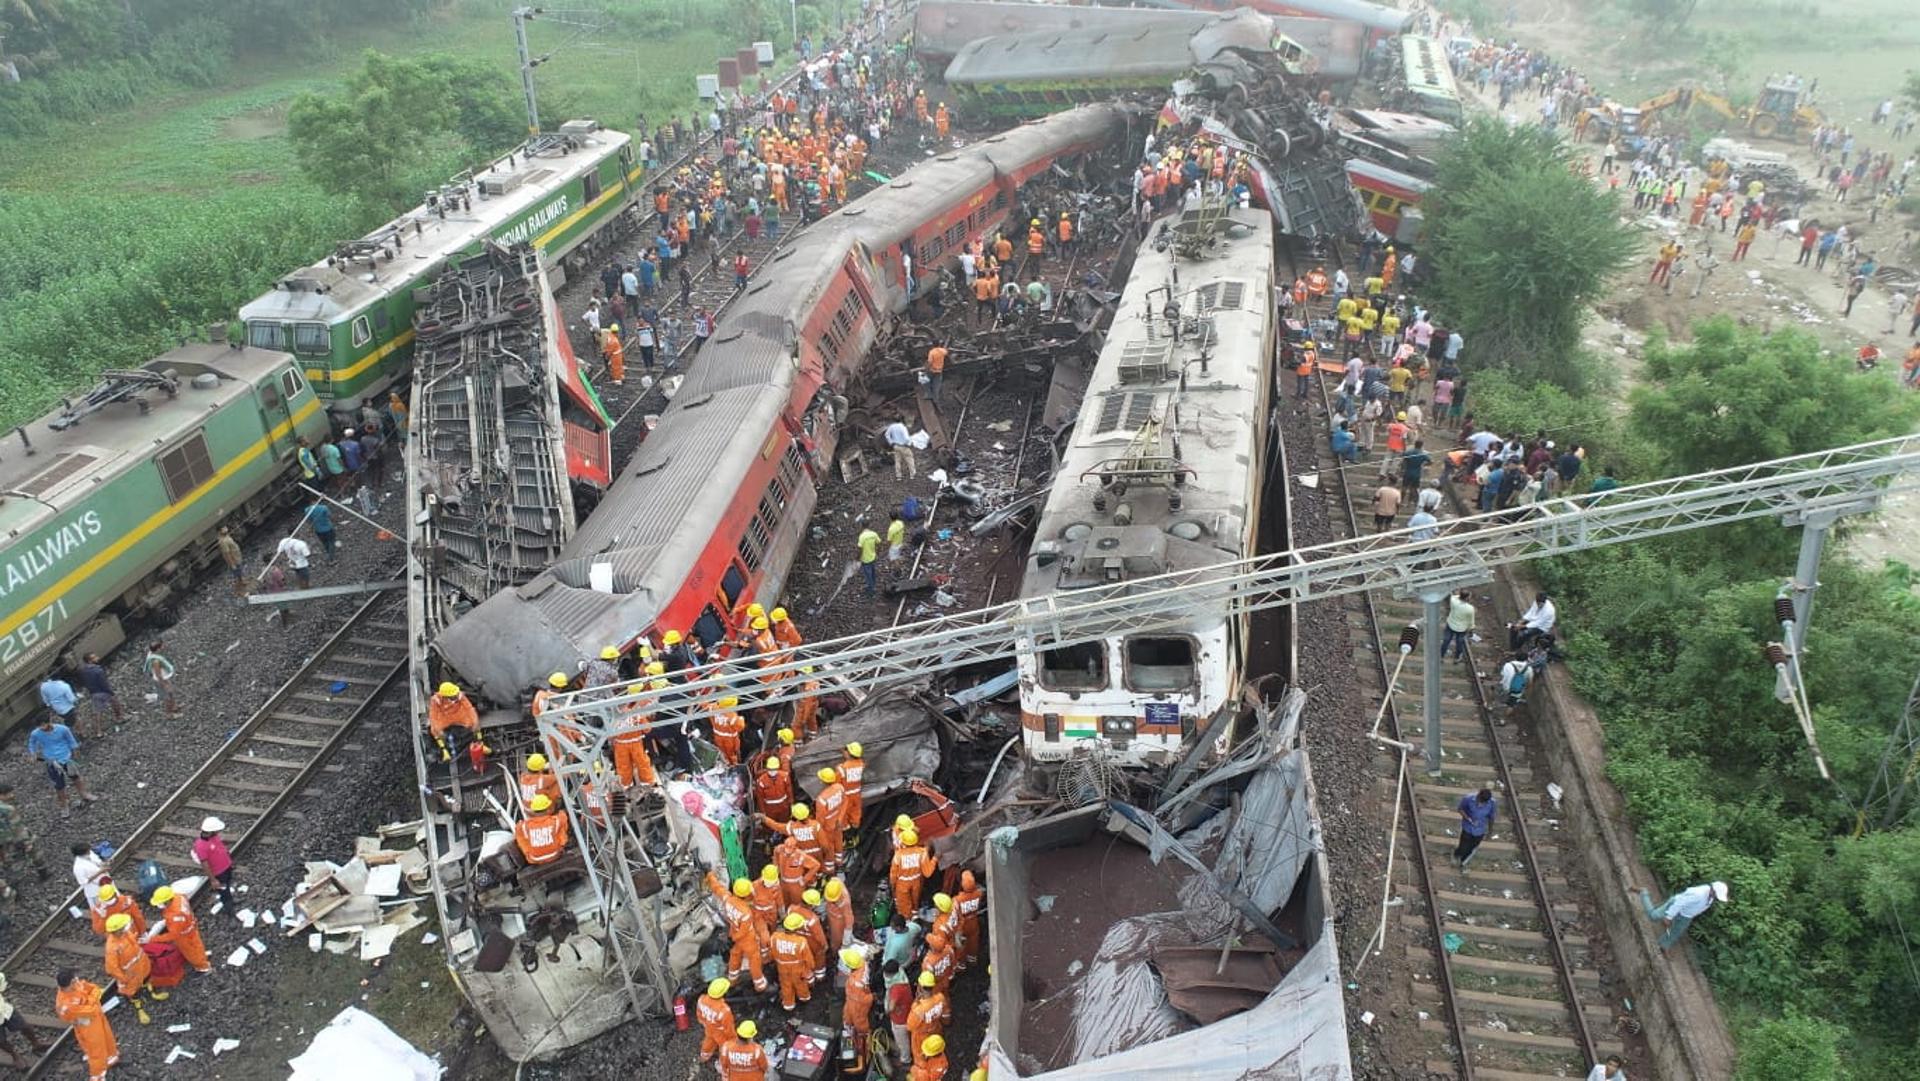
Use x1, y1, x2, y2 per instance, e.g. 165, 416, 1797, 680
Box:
0, 343, 330, 730
239, 121, 643, 409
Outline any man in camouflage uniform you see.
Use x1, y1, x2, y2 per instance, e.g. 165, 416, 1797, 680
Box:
0, 784, 49, 899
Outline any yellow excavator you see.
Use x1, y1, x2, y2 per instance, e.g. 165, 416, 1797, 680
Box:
1634, 79, 1825, 141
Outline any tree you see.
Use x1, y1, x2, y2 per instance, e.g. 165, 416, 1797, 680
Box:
1904, 70, 1920, 114
1628, 318, 1920, 476
288, 51, 524, 208
1625, 0, 1701, 26
1422, 118, 1635, 394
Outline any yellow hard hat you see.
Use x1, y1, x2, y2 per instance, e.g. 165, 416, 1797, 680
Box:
527, 753, 549, 772
664, 630, 683, 645
771, 607, 789, 622
778, 728, 795, 745
644, 661, 666, 676
818, 767, 838, 784
99, 883, 118, 901
548, 672, 569, 688
802, 888, 822, 905
1030, 218, 1040, 226
825, 879, 844, 902
748, 603, 766, 619
784, 912, 805, 931
895, 813, 914, 829
972, 1071, 986, 1081
751, 616, 770, 631
761, 864, 779, 883
737, 1020, 758, 1039
600, 646, 620, 660
766, 757, 782, 771
792, 803, 811, 820
732, 878, 753, 898
900, 828, 919, 847
105, 913, 132, 934
840, 947, 865, 968
846, 742, 863, 758
530, 794, 553, 812
801, 666, 816, 675
718, 696, 739, 709
648, 678, 669, 691
438, 682, 459, 697
922, 1035, 946, 1057
1397, 411, 1407, 421
933, 893, 954, 914
708, 977, 731, 998
917, 970, 937, 988
151, 885, 176, 906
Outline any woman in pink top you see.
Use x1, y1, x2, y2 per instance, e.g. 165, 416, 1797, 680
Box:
191, 816, 236, 907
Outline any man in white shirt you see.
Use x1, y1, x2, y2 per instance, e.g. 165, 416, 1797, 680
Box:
1509, 591, 1556, 650
883, 419, 915, 480
1638, 880, 1728, 949
1587, 1055, 1627, 1081
276, 534, 313, 589
1408, 507, 1438, 541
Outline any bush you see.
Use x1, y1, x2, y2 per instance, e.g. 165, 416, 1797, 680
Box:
1736, 1016, 1842, 1081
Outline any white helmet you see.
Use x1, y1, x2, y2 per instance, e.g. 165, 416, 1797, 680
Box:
201, 816, 226, 833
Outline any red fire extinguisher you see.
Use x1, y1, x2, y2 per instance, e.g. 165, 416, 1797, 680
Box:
468, 739, 490, 773
672, 986, 692, 1031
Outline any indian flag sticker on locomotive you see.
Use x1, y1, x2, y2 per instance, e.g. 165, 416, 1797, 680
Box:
1062, 716, 1099, 739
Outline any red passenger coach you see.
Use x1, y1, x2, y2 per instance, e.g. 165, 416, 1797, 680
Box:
1345, 156, 1432, 241
437, 105, 1132, 703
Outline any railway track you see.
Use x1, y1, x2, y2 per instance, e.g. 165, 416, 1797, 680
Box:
1298, 298, 1624, 1078
5, 589, 406, 1071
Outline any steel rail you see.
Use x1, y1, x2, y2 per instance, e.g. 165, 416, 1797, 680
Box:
9, 588, 405, 1076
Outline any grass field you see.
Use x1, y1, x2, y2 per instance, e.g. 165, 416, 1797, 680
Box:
0, 0, 771, 428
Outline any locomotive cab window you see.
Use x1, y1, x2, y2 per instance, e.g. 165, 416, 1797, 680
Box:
350, 315, 372, 348
583, 168, 603, 203
157, 433, 216, 504
281, 369, 305, 398
247, 322, 286, 350
1125, 636, 1196, 691
292, 322, 330, 355
1039, 642, 1107, 692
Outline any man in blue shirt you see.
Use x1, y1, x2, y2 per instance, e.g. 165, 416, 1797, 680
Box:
38, 674, 76, 726
1332, 422, 1359, 463
306, 501, 338, 560
1454, 788, 1497, 869
26, 716, 96, 818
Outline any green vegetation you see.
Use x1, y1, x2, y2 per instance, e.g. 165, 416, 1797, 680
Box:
1471, 319, 1920, 1076
1424, 118, 1635, 396
288, 51, 525, 207
0, 0, 790, 429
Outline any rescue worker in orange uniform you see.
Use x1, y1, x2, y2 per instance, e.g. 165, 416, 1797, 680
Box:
838, 743, 866, 829
769, 607, 803, 650
54, 970, 116, 1081
753, 755, 793, 822
709, 696, 746, 765
930, 892, 963, 963
604, 324, 626, 385
840, 947, 876, 1068
1305, 266, 1330, 302
750, 864, 784, 934
532, 672, 582, 761
518, 752, 561, 808
89, 883, 145, 938
513, 794, 569, 866
934, 103, 950, 140
1057, 210, 1073, 252
763, 802, 827, 866
1026, 218, 1046, 261
906, 970, 949, 1069
102, 913, 164, 1025
955, 869, 986, 968
719, 1020, 769, 1081
719, 879, 769, 992
993, 232, 1013, 264
911, 1034, 949, 1081
891, 828, 935, 916
791, 669, 821, 740
695, 977, 734, 1065
428, 681, 481, 767
147, 886, 210, 973
771, 912, 817, 1011
790, 892, 830, 981
750, 616, 786, 683
922, 927, 958, 994
610, 697, 659, 788
822, 877, 855, 953
774, 838, 823, 909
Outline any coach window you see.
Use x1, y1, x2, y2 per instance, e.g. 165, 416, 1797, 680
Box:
1124, 636, 1196, 691
292, 322, 331, 355
351, 315, 372, 348
1039, 642, 1107, 692
157, 433, 216, 504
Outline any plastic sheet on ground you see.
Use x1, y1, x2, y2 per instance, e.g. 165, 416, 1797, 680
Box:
287, 1006, 442, 1080
792, 688, 942, 799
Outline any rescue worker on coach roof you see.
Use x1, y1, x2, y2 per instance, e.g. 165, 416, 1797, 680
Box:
514, 794, 570, 866
427, 682, 480, 767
